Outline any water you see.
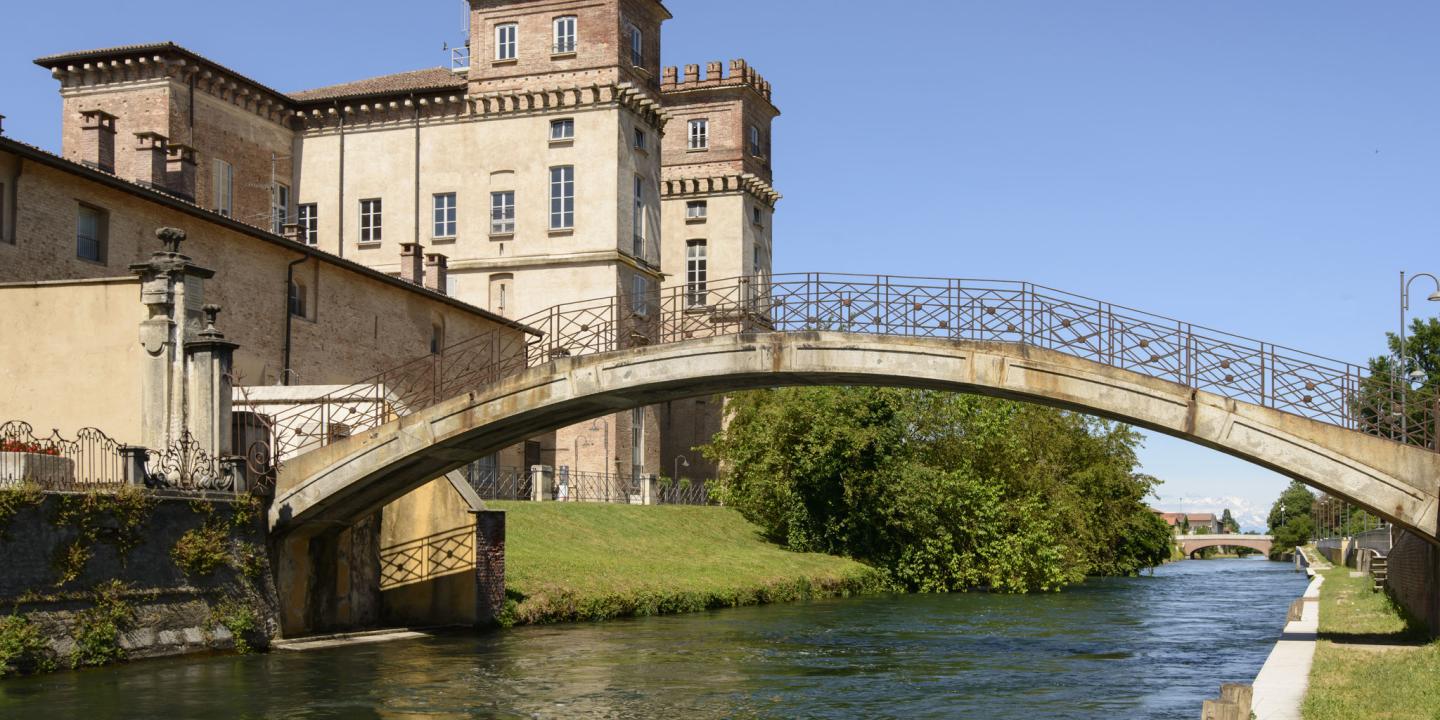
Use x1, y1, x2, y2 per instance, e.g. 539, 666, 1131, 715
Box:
0, 558, 1306, 719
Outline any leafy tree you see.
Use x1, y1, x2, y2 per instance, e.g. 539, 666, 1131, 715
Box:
704, 387, 1170, 593
1220, 508, 1240, 534
1267, 481, 1316, 554
1358, 317, 1440, 441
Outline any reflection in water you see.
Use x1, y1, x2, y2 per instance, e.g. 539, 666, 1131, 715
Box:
0, 558, 1306, 719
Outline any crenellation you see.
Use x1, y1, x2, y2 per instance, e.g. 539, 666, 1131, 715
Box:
661, 58, 772, 102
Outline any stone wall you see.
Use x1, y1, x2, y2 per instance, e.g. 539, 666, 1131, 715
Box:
0, 491, 278, 669
1385, 528, 1439, 637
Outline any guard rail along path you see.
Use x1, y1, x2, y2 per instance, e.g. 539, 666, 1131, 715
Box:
261, 273, 1440, 541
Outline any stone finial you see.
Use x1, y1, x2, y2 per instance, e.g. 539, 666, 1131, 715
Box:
156, 227, 186, 253
200, 304, 224, 339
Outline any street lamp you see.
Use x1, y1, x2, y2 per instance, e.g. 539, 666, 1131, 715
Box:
1398, 272, 1440, 441
673, 455, 689, 483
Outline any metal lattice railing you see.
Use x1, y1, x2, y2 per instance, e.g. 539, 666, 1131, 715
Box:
254, 273, 1439, 468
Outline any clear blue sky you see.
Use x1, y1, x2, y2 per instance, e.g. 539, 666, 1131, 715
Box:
6, 2, 1438, 530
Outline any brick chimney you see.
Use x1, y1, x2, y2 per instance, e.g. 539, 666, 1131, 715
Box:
79, 109, 118, 173
165, 143, 197, 200
400, 243, 424, 285
425, 253, 449, 295
134, 132, 169, 189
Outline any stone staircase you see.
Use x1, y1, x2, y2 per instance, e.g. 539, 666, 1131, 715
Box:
1370, 555, 1388, 592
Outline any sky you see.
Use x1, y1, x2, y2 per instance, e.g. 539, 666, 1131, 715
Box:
5, 1, 1438, 531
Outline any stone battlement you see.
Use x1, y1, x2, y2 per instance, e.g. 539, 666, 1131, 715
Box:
661, 59, 771, 102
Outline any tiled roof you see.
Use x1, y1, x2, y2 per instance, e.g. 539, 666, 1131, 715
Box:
291, 67, 466, 103
33, 42, 296, 106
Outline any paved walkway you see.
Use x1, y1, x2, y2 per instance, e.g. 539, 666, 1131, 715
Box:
1251, 566, 1324, 720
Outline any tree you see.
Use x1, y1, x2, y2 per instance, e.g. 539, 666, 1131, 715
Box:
1267, 481, 1316, 554
704, 387, 1171, 593
1358, 317, 1440, 442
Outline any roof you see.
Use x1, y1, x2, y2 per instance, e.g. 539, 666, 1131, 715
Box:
291, 67, 466, 103
33, 42, 296, 108
0, 134, 540, 338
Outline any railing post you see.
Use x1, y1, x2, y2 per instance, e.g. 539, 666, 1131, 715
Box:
530, 465, 554, 502
120, 446, 150, 487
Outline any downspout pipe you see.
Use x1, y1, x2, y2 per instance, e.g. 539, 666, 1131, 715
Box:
283, 254, 309, 386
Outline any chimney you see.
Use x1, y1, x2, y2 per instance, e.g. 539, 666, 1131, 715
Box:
424, 253, 449, 294
283, 222, 303, 243
134, 132, 169, 189
400, 243, 424, 285
79, 109, 118, 173
165, 143, 197, 200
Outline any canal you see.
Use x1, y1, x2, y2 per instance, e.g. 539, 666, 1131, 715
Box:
0, 557, 1306, 719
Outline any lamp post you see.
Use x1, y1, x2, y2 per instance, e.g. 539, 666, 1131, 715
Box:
673, 455, 689, 483
1398, 272, 1440, 442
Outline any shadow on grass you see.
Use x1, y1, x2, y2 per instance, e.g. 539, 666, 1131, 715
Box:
1318, 592, 1432, 648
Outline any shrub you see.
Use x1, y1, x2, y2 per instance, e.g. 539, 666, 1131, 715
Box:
69, 580, 133, 669
171, 521, 231, 577
0, 614, 54, 677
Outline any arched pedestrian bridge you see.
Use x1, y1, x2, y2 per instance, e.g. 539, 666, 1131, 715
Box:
264, 274, 1440, 545
1178, 534, 1275, 558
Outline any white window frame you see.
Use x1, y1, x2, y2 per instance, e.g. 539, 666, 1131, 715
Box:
550, 118, 575, 142
549, 166, 574, 230
686, 200, 708, 220
212, 159, 233, 217
297, 203, 318, 245
686, 240, 708, 307
495, 23, 518, 60
272, 183, 290, 234
688, 119, 708, 150
288, 279, 308, 319
553, 16, 577, 54
491, 191, 515, 235
433, 192, 457, 238
360, 198, 383, 243
629, 24, 643, 66
631, 274, 650, 317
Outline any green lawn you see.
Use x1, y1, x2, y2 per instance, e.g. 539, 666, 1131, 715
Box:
491, 502, 887, 625
1302, 568, 1440, 720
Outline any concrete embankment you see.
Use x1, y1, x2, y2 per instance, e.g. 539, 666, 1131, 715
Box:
1250, 549, 1325, 720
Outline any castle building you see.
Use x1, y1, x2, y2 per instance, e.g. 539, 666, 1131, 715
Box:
25, 0, 780, 487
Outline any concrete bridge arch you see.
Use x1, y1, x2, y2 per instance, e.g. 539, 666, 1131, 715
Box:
1179, 534, 1275, 558
271, 331, 1440, 544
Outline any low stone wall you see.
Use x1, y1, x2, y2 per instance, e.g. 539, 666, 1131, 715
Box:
0, 490, 278, 672
1385, 528, 1439, 637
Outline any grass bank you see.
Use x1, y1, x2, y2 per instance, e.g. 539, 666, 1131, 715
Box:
491, 502, 889, 625
1302, 567, 1440, 720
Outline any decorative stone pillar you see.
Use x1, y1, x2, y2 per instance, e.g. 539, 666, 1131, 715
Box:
530, 465, 554, 502
129, 227, 215, 451
640, 473, 657, 506
185, 304, 238, 460
474, 510, 506, 626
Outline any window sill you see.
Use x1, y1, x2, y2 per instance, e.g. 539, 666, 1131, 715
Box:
548, 227, 574, 237
686, 147, 709, 153
633, 146, 649, 156
549, 139, 575, 148
489, 232, 515, 240
492, 58, 518, 67
432, 236, 457, 244
77, 255, 108, 266
551, 51, 577, 60
685, 217, 707, 224
356, 241, 382, 249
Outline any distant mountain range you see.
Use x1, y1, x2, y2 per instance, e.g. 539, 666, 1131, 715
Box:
1152, 495, 1269, 533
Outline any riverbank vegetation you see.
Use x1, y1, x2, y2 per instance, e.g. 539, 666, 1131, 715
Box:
1302, 568, 1440, 720
493, 502, 887, 625
702, 388, 1173, 593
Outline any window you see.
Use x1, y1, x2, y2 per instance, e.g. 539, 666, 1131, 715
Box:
297, 203, 318, 246
490, 274, 514, 317
430, 321, 445, 355
752, 206, 763, 226
288, 279, 307, 319
686, 200, 707, 220
629, 24, 643, 66
749, 125, 763, 157
272, 183, 290, 234
631, 274, 650, 317
495, 23, 518, 60
491, 191, 515, 235
550, 118, 575, 142
631, 406, 645, 474
632, 175, 645, 256
76, 204, 106, 263
554, 16, 577, 54
212, 159, 233, 217
433, 192, 457, 238
686, 240, 708, 307
360, 198, 382, 243
688, 119, 708, 150
549, 166, 574, 230
633, 128, 646, 151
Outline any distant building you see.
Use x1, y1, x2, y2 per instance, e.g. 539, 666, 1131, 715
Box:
1151, 509, 1223, 535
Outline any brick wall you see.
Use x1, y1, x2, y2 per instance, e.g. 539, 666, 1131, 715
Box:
1385, 528, 1439, 636
474, 510, 506, 625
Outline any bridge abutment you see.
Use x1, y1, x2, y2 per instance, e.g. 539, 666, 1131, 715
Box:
273, 514, 382, 638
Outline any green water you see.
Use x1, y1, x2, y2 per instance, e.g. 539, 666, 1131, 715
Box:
0, 557, 1307, 719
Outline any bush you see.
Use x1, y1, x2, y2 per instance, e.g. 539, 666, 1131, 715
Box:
209, 598, 259, 654
171, 521, 232, 577
0, 614, 54, 676
69, 580, 133, 669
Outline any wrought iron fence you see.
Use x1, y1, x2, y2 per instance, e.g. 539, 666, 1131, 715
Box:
255, 273, 1440, 471
468, 465, 533, 501
0, 421, 126, 491
656, 477, 712, 506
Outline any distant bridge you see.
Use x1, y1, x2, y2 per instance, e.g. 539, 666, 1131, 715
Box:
266, 273, 1440, 544
1178, 534, 1275, 558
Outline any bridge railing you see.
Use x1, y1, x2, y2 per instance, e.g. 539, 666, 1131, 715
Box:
253, 273, 1440, 469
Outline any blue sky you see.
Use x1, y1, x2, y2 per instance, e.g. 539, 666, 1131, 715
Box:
6, 2, 1438, 530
